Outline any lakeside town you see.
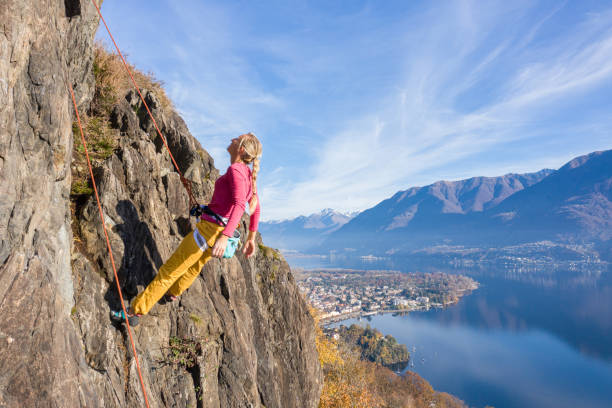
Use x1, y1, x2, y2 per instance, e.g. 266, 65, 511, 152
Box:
293, 268, 479, 322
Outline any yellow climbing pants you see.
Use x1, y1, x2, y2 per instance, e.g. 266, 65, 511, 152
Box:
131, 220, 224, 315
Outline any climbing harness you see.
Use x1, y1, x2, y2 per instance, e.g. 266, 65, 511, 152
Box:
193, 205, 241, 258
192, 228, 209, 252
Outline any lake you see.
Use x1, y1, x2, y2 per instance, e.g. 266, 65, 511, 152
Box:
288, 254, 612, 408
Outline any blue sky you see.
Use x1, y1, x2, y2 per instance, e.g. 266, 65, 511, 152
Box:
96, 0, 612, 220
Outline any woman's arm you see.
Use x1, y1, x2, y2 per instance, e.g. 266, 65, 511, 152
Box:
241, 196, 260, 258
249, 194, 260, 232
212, 164, 259, 258
211, 234, 229, 258
248, 194, 258, 215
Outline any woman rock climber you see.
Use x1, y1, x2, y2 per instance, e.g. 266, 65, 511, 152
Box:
111, 133, 262, 326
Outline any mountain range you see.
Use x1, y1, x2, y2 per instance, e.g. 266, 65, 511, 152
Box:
259, 208, 356, 251
323, 149, 612, 258
263, 149, 612, 260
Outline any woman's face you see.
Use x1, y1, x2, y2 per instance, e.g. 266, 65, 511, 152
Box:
227, 135, 245, 158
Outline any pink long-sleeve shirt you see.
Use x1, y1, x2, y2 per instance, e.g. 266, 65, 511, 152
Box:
204, 162, 260, 237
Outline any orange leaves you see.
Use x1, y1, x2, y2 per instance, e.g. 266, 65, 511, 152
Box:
310, 307, 383, 408
318, 353, 383, 408
308, 307, 466, 408
317, 333, 344, 368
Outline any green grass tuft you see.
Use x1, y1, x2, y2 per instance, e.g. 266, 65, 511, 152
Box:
72, 122, 85, 153
258, 244, 281, 261
70, 180, 93, 196
189, 313, 202, 325
166, 336, 204, 369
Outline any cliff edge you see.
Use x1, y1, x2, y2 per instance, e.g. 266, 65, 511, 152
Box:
0, 2, 321, 407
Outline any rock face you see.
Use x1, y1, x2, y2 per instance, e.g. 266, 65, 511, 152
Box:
0, 2, 321, 407
0, 1, 100, 406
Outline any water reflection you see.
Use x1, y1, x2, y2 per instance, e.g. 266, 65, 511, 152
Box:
334, 312, 612, 408
421, 271, 612, 361
290, 252, 612, 406
290, 253, 612, 358
289, 252, 607, 288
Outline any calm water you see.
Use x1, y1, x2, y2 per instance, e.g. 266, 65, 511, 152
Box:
290, 254, 612, 408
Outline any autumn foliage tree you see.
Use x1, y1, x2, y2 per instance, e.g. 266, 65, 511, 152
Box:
310, 307, 468, 408
312, 308, 384, 408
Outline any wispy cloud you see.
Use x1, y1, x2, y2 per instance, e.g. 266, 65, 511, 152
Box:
97, 1, 612, 220
263, 1, 612, 219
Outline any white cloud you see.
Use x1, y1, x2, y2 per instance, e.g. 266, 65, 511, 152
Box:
155, 2, 288, 166
262, 2, 612, 220
97, 1, 612, 221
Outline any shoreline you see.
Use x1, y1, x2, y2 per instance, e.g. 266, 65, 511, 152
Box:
320, 305, 442, 325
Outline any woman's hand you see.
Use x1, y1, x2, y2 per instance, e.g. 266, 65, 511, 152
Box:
242, 239, 257, 258
212, 234, 229, 258
242, 230, 258, 258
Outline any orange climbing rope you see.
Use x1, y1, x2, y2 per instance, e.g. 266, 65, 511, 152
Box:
66, 2, 207, 406
90, 0, 198, 207
68, 3, 206, 405
68, 84, 152, 408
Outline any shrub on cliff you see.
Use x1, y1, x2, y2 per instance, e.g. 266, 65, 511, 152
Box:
334, 324, 410, 367
311, 308, 383, 407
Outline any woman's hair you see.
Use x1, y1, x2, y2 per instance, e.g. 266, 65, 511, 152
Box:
238, 132, 262, 211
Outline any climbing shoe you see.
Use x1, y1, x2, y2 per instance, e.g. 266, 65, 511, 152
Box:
164, 294, 178, 302
110, 309, 140, 327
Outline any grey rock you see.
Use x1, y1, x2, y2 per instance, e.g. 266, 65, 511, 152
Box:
75, 92, 321, 407
0, 1, 101, 407
0, 2, 321, 407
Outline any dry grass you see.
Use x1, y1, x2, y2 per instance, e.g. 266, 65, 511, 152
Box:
92, 41, 172, 114
70, 42, 173, 198
258, 244, 282, 261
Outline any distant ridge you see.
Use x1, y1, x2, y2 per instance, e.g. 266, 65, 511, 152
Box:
318, 169, 553, 251
322, 149, 612, 257
259, 208, 357, 251
486, 150, 612, 242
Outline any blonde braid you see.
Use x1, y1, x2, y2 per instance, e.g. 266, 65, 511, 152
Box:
238, 132, 262, 212
251, 156, 260, 195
